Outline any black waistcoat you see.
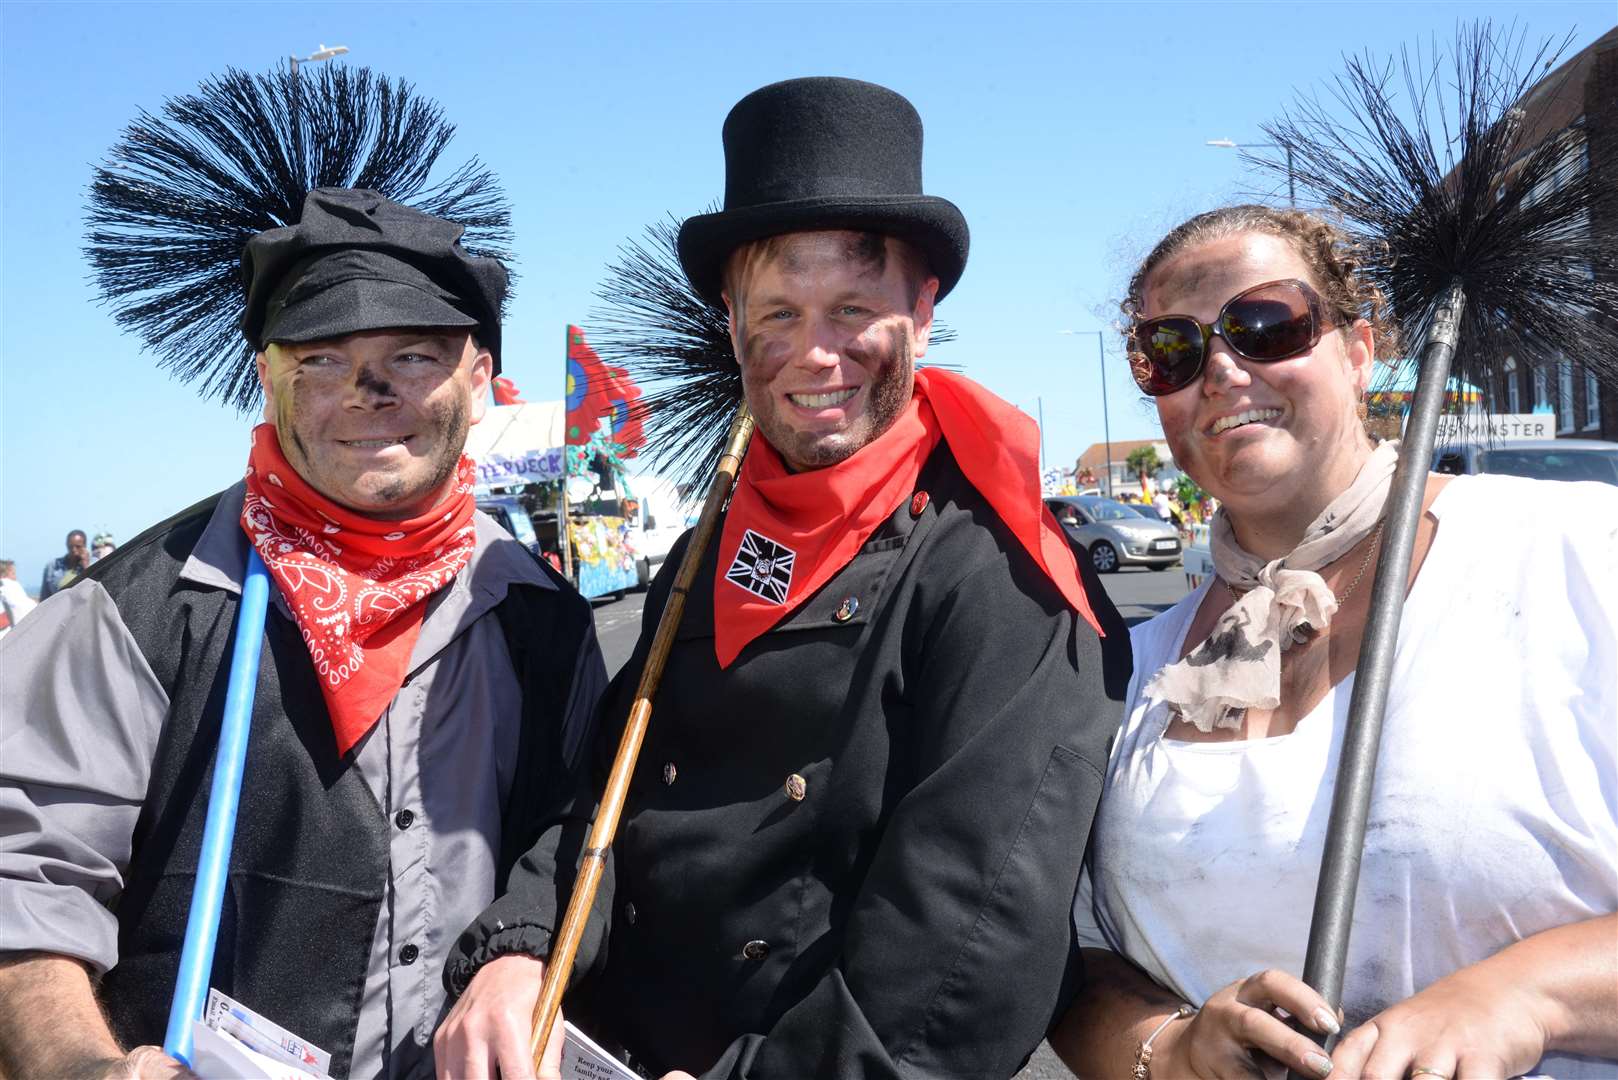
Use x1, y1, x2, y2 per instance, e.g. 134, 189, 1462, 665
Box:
86, 494, 582, 1076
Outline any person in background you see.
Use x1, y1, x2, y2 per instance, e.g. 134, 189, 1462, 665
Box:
90, 533, 117, 562
1151, 489, 1174, 522
0, 560, 36, 639
1050, 204, 1617, 1079
38, 530, 89, 599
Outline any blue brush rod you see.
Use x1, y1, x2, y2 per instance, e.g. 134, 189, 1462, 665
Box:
162, 548, 270, 1064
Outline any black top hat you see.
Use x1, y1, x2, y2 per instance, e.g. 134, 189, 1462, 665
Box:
677, 77, 969, 309
241, 188, 509, 371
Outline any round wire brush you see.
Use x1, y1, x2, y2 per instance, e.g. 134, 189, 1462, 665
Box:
85, 64, 513, 412
1248, 22, 1618, 1068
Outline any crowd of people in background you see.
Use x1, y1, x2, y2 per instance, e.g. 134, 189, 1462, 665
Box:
0, 530, 118, 637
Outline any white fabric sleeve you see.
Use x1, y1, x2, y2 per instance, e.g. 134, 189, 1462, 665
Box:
0, 581, 169, 973
1073, 862, 1112, 951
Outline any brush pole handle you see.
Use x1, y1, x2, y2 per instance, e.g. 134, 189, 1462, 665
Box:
162, 548, 270, 1064
531, 406, 756, 1068
1287, 282, 1467, 1074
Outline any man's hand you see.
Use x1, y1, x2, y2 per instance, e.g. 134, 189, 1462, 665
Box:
433, 954, 561, 1080
99, 1046, 200, 1079
0, 953, 195, 1080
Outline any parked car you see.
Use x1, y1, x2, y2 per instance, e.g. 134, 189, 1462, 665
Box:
1431, 437, 1618, 486
476, 493, 542, 555
1045, 494, 1182, 573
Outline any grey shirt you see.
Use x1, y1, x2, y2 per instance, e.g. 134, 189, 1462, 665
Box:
0, 485, 606, 1078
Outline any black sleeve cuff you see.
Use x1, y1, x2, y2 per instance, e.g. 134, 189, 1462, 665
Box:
444, 920, 554, 998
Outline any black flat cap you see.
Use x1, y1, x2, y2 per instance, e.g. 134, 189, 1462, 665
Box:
241, 188, 509, 371
677, 76, 969, 309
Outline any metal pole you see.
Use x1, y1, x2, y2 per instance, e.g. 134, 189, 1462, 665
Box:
1285, 282, 1466, 1074
1037, 396, 1045, 475
289, 56, 302, 192
1097, 332, 1113, 497
1286, 145, 1297, 207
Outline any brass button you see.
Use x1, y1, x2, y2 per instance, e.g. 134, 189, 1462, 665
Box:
833, 596, 858, 622
784, 773, 807, 802
662, 762, 677, 785
910, 491, 930, 516
624, 902, 637, 925
741, 939, 771, 961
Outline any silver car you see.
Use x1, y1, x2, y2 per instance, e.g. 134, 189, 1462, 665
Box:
1045, 495, 1182, 573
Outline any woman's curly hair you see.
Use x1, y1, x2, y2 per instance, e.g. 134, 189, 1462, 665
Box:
1122, 205, 1402, 362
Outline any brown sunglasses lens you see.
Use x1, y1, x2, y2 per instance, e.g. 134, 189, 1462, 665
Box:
1132, 317, 1204, 395
1220, 283, 1315, 361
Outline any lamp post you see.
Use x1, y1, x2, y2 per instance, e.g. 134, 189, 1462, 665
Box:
288, 45, 349, 184
1060, 330, 1113, 497
1207, 137, 1295, 207
289, 43, 349, 75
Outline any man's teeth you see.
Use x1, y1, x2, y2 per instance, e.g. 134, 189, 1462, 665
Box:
1211, 408, 1282, 435
789, 388, 859, 408
342, 437, 409, 448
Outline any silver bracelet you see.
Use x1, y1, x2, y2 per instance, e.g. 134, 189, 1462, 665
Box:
1132, 1004, 1195, 1080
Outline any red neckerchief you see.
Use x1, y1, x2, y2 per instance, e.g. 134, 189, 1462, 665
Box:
240, 423, 477, 755
714, 368, 1102, 668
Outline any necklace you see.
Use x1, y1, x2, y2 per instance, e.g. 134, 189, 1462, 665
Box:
1222, 519, 1386, 606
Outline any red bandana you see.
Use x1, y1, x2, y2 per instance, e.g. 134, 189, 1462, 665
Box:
240, 423, 477, 755
714, 368, 1102, 668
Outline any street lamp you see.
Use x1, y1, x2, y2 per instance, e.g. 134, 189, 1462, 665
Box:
1059, 329, 1113, 498
1207, 137, 1295, 207
287, 44, 350, 187
290, 43, 349, 75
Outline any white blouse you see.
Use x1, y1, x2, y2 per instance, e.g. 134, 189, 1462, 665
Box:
1076, 474, 1618, 1078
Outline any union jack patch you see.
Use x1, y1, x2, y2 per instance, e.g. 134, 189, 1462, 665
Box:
724, 529, 796, 605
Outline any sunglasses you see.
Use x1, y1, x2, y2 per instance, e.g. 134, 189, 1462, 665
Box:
1129, 279, 1333, 396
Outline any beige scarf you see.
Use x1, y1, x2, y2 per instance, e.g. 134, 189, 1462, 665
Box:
1147, 440, 1400, 732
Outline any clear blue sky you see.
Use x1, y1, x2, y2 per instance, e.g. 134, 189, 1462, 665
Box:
2, 1, 1610, 584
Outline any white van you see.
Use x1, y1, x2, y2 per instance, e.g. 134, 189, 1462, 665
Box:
624, 475, 697, 588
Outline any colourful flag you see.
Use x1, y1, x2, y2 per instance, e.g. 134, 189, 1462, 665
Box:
565, 325, 612, 445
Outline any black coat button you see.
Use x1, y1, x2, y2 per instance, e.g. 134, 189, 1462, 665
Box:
394, 809, 414, 830
399, 943, 419, 965
741, 939, 770, 961
624, 902, 638, 925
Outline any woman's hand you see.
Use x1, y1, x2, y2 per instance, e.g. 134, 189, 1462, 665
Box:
1154, 969, 1341, 1079
1330, 963, 1549, 1079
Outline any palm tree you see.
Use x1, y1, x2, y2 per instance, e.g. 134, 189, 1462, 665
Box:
1125, 445, 1161, 482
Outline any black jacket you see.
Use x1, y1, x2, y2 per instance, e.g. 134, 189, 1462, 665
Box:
448, 443, 1131, 1079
